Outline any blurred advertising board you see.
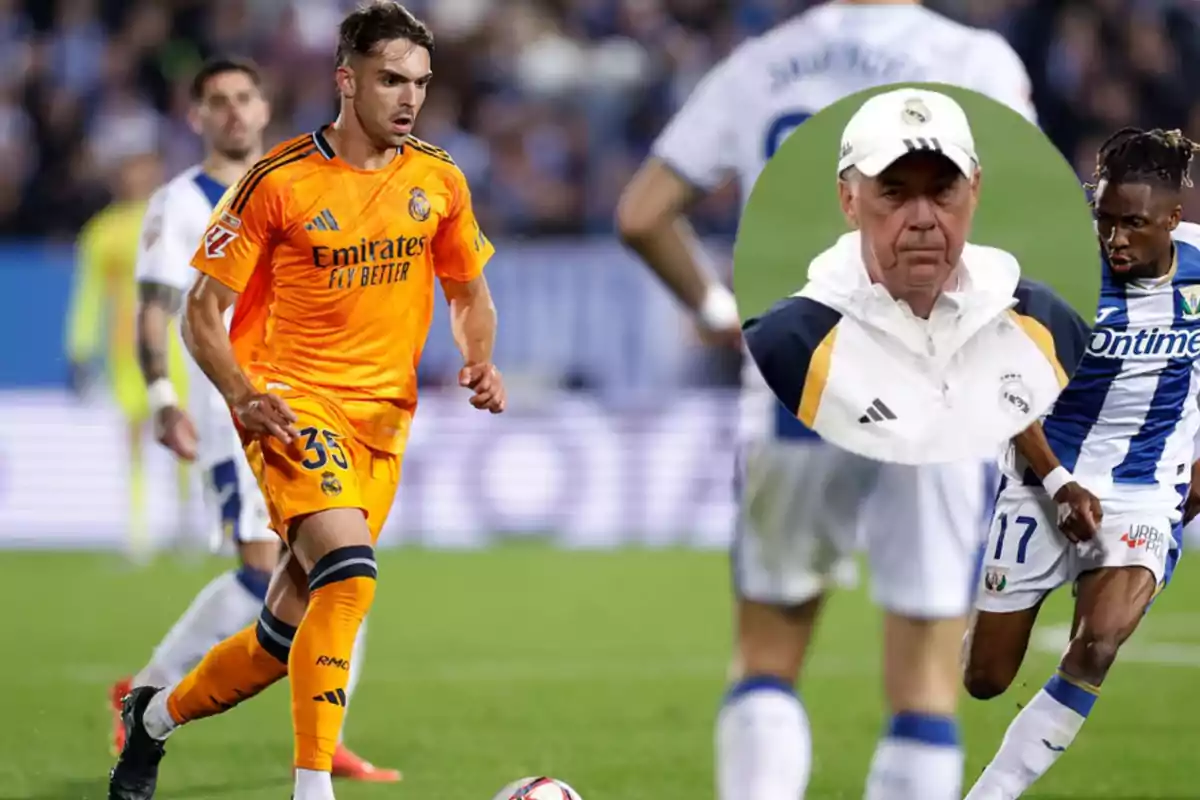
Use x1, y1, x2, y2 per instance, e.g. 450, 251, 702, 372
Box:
0, 389, 739, 551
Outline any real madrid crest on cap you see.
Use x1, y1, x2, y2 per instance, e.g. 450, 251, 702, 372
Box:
902, 97, 931, 125
408, 187, 431, 222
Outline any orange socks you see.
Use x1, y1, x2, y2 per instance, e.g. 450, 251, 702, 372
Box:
165, 608, 294, 724
149, 546, 377, 776
289, 545, 378, 772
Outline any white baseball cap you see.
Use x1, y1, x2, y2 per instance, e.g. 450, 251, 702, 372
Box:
837, 87, 978, 178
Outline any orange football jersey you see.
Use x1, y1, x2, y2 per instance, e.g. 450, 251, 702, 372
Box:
191, 129, 495, 453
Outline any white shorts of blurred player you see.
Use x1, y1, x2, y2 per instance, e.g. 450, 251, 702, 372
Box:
975, 480, 1183, 614
203, 454, 276, 553
732, 441, 991, 619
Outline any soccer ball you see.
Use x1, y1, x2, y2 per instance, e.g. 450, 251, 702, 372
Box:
491, 776, 583, 800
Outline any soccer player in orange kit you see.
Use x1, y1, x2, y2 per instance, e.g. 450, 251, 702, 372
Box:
107, 4, 504, 799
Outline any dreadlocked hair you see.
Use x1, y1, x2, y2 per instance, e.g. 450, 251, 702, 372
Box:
1089, 127, 1200, 191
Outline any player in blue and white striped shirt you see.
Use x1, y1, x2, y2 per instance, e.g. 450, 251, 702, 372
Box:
963, 128, 1200, 800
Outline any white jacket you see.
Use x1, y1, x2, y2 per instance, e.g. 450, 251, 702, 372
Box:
744, 232, 1090, 464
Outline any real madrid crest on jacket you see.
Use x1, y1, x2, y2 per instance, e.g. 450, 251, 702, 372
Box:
743, 231, 1090, 464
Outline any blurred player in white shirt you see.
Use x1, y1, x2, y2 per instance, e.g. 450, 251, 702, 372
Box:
616, 2, 1037, 798
113, 56, 398, 783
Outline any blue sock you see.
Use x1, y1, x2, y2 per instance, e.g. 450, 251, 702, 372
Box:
865, 711, 963, 800
723, 674, 793, 703
1043, 671, 1098, 718
716, 675, 810, 800
235, 565, 271, 600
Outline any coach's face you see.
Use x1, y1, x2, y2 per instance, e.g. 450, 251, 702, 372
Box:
839, 152, 980, 315
1094, 179, 1181, 281
342, 38, 431, 149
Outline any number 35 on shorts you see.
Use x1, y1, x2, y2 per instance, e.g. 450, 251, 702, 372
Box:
297, 426, 350, 471
295, 426, 351, 499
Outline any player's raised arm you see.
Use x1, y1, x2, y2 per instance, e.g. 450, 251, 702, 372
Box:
616, 56, 740, 347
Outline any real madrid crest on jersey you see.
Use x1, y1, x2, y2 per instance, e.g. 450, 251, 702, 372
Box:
902, 97, 931, 125
1179, 284, 1200, 321
320, 470, 342, 497
998, 372, 1032, 417
408, 187, 431, 222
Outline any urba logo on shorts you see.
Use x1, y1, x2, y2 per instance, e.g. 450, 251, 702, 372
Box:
320, 470, 342, 496
1120, 524, 1165, 557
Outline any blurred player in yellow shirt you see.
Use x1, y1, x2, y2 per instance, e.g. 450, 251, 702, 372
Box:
65, 152, 189, 558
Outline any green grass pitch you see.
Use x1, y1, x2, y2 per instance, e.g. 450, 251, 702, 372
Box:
2, 546, 1196, 799
734, 83, 1101, 322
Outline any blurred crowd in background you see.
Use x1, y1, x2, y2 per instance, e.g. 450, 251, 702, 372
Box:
3, 0, 1200, 242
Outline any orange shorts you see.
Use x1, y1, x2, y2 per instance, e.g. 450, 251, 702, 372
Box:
243, 391, 401, 543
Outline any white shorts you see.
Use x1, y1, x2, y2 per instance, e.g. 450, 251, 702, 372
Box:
203, 453, 275, 551
975, 481, 1182, 613
732, 440, 989, 619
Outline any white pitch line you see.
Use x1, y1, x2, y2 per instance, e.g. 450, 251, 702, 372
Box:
1032, 614, 1200, 668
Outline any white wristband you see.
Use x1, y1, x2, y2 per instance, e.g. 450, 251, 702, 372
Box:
147, 378, 179, 415
1042, 466, 1073, 499
697, 283, 739, 331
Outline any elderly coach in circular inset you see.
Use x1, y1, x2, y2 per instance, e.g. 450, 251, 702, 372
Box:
736, 84, 1099, 464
